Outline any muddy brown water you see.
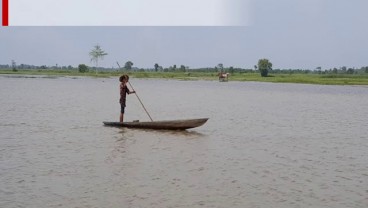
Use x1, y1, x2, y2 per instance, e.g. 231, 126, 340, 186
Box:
1, 75, 367, 208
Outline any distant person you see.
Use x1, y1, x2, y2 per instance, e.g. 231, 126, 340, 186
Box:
119, 75, 135, 122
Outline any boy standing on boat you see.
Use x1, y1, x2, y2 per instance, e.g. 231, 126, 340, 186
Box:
119, 75, 135, 122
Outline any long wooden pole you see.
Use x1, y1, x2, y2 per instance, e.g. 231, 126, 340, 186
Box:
127, 82, 153, 122
117, 62, 153, 121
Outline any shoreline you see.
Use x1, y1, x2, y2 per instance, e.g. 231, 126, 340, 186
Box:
1, 70, 368, 86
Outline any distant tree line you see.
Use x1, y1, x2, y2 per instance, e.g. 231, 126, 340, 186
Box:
3, 44, 367, 76
269, 66, 368, 75
0, 62, 75, 71
2, 61, 368, 75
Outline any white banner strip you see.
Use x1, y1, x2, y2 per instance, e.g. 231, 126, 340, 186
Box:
9, 0, 251, 26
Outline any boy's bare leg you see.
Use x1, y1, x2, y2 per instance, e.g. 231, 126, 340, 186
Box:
120, 113, 124, 123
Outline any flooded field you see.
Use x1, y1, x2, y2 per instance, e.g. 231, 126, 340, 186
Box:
1, 75, 367, 208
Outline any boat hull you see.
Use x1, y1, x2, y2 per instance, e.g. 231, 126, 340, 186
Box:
103, 118, 209, 130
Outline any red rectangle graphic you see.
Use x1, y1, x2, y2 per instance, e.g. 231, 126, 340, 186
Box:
2, 0, 9, 26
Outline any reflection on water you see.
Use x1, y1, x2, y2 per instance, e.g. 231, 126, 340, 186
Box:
127, 128, 206, 137
0, 75, 368, 208
104, 125, 205, 137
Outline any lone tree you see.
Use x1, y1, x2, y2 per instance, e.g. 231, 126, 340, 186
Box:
89, 44, 108, 74
217, 63, 224, 72
258, 59, 272, 77
78, 64, 89, 73
154, 63, 159, 72
12, 60, 17, 72
124, 61, 134, 70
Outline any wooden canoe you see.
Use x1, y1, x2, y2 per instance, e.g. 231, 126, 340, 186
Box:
103, 118, 208, 130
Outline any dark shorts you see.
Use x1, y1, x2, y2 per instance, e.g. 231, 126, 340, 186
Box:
120, 103, 125, 113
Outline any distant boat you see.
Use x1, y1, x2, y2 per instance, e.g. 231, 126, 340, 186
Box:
103, 118, 209, 130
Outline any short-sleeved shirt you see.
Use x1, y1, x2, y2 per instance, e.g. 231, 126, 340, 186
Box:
120, 84, 130, 106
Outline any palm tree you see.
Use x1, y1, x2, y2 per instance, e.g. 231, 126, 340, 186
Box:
89, 44, 108, 74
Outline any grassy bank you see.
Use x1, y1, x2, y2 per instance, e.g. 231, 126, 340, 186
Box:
1, 69, 368, 85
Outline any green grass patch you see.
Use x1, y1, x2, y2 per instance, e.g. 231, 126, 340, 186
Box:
1, 69, 368, 85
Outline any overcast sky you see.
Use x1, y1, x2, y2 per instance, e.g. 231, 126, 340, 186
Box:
1, 0, 368, 69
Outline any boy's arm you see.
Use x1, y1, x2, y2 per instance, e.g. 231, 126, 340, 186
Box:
127, 87, 135, 94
